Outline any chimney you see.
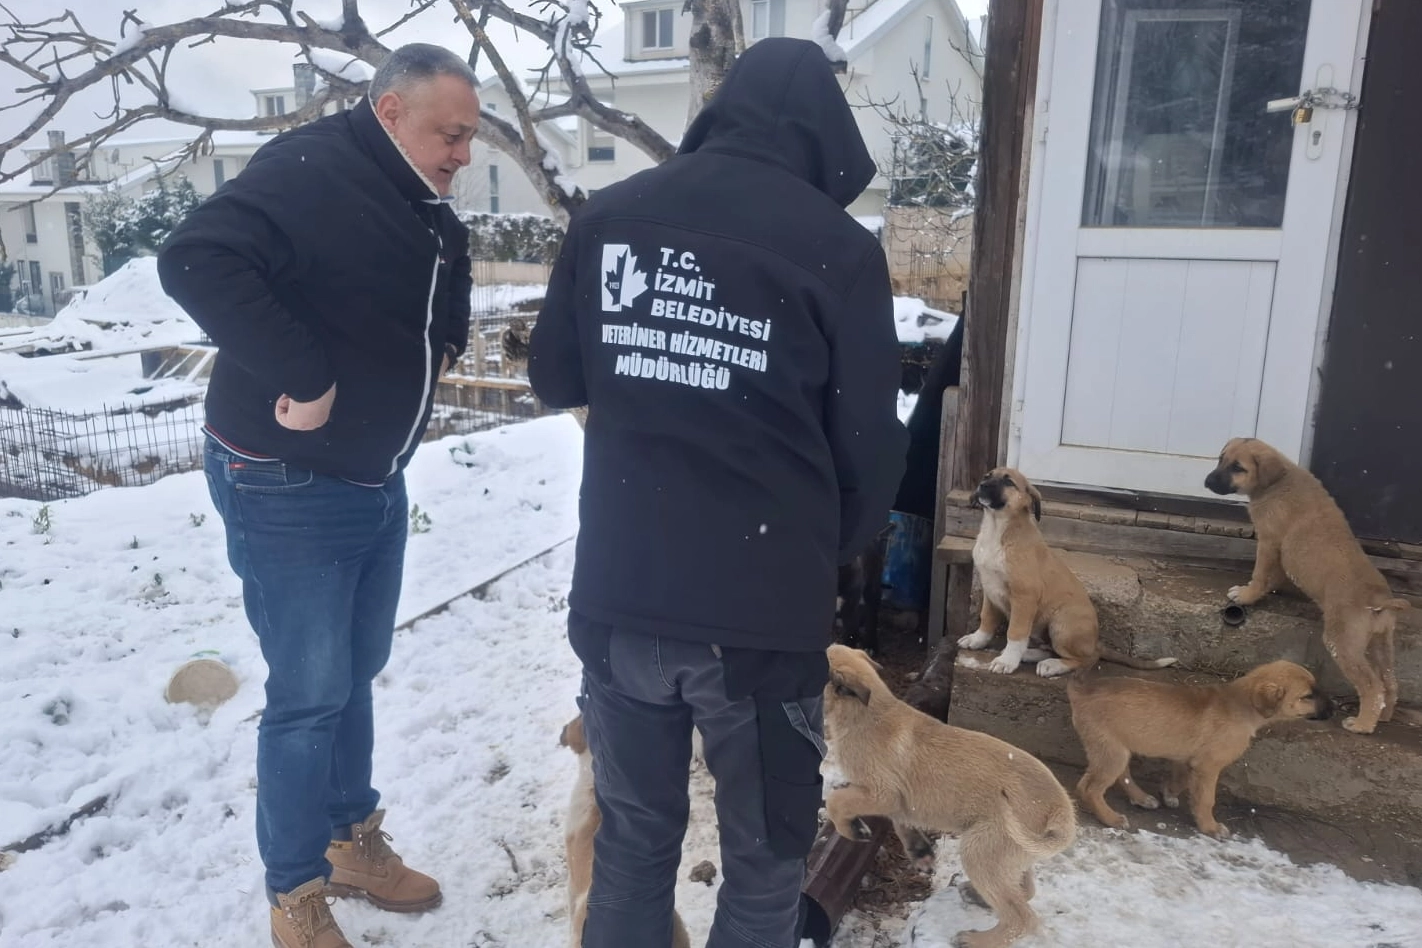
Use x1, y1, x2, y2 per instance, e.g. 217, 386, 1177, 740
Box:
293, 63, 316, 110
48, 130, 77, 187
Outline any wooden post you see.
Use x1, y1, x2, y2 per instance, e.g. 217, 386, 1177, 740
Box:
926, 386, 962, 648
954, 0, 1045, 492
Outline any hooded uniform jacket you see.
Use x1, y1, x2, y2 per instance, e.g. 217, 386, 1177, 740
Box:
529, 38, 908, 653
157, 97, 471, 484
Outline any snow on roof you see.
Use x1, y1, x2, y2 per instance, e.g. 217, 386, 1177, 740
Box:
572, 21, 689, 78
3, 258, 201, 359
840, 0, 922, 58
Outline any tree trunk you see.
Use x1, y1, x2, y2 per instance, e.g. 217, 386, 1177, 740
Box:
685, 0, 745, 129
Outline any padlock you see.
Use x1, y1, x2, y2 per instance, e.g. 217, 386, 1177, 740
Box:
1292, 105, 1314, 125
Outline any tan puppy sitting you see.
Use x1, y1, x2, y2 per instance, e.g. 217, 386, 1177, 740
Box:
1069, 660, 1330, 839
957, 467, 1177, 677
559, 715, 690, 948
824, 644, 1076, 948
1205, 437, 1411, 733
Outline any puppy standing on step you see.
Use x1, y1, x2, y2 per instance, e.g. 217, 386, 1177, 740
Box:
1205, 437, 1411, 733
1069, 660, 1330, 838
957, 468, 1177, 676
824, 644, 1076, 948
559, 715, 690, 948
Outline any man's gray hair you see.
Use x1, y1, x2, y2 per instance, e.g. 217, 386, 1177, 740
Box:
368, 43, 477, 100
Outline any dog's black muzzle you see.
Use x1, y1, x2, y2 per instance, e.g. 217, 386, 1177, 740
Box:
974, 477, 1008, 510
1308, 695, 1334, 721
1203, 468, 1234, 495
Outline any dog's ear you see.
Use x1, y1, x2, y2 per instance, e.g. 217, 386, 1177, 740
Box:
1251, 680, 1285, 717
1027, 484, 1044, 522
1250, 443, 1289, 490
559, 715, 587, 753
831, 669, 871, 706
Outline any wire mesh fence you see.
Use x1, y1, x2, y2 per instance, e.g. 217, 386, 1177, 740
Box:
1, 311, 561, 502
0, 397, 207, 501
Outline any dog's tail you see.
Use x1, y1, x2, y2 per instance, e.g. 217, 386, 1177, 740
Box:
999, 787, 1077, 859
1097, 646, 1178, 670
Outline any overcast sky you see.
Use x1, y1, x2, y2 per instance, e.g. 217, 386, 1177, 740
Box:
2, 0, 989, 171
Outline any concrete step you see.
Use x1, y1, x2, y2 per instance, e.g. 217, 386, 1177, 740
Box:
946, 651, 1422, 884
1036, 551, 1422, 706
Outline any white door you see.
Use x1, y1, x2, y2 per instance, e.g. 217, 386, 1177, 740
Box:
1013, 0, 1369, 497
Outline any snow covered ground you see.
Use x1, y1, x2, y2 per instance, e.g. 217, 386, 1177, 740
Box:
2, 415, 1420, 948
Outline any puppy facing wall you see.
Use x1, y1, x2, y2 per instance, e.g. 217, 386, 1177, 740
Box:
1069, 660, 1330, 838
558, 715, 690, 948
824, 644, 1076, 948
1205, 437, 1410, 733
957, 468, 1177, 677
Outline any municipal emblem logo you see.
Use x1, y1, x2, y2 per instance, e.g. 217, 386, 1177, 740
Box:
600, 243, 649, 312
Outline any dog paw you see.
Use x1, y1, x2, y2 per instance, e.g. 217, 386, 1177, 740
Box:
1131, 795, 1160, 811
988, 655, 1022, 675
1203, 823, 1233, 841
958, 629, 994, 650
1226, 585, 1246, 603
1342, 716, 1376, 734
1162, 794, 1181, 809
1036, 659, 1072, 677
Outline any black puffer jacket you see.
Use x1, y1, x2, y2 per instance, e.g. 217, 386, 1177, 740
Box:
530, 37, 907, 652
158, 97, 471, 483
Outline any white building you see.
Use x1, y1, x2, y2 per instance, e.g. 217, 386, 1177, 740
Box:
555, 0, 984, 217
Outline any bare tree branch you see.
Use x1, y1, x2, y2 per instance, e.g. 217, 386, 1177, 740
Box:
0, 0, 691, 221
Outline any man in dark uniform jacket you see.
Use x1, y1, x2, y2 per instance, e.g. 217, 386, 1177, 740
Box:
530, 37, 907, 948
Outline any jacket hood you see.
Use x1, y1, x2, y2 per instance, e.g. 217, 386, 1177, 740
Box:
678, 37, 876, 208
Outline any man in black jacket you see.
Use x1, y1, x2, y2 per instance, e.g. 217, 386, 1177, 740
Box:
530, 37, 906, 948
157, 43, 475, 948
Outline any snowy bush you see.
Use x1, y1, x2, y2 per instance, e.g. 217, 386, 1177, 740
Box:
461, 213, 564, 264
84, 174, 203, 276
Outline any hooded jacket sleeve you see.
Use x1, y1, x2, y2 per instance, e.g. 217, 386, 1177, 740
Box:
528, 226, 587, 409
826, 246, 908, 563
157, 159, 333, 402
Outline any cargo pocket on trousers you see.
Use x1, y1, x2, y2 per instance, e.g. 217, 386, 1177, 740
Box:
759, 695, 827, 860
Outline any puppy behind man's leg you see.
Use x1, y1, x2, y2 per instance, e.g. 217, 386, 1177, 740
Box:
560, 714, 690, 948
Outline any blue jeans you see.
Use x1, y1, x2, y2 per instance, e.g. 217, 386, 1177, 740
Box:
203, 436, 407, 896
569, 615, 827, 948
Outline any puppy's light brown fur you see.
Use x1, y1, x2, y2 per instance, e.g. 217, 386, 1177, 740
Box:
824, 645, 1076, 948
1069, 661, 1329, 838
559, 715, 689, 948
958, 467, 1176, 677
1205, 438, 1410, 733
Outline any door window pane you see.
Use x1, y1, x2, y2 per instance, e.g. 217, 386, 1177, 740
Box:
1082, 0, 1311, 228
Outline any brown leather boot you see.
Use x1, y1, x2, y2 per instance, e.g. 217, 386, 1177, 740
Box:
270, 878, 352, 948
325, 810, 442, 912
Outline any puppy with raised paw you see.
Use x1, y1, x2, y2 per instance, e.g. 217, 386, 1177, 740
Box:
1205, 437, 1410, 733
1068, 660, 1330, 839
824, 644, 1076, 948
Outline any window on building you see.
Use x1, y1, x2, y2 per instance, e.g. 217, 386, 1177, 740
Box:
264, 94, 286, 116
26, 261, 41, 296
750, 0, 785, 40
923, 16, 934, 78
489, 164, 500, 214
22, 202, 37, 243
213, 159, 226, 188
587, 122, 616, 162
49, 271, 64, 296
641, 8, 674, 49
